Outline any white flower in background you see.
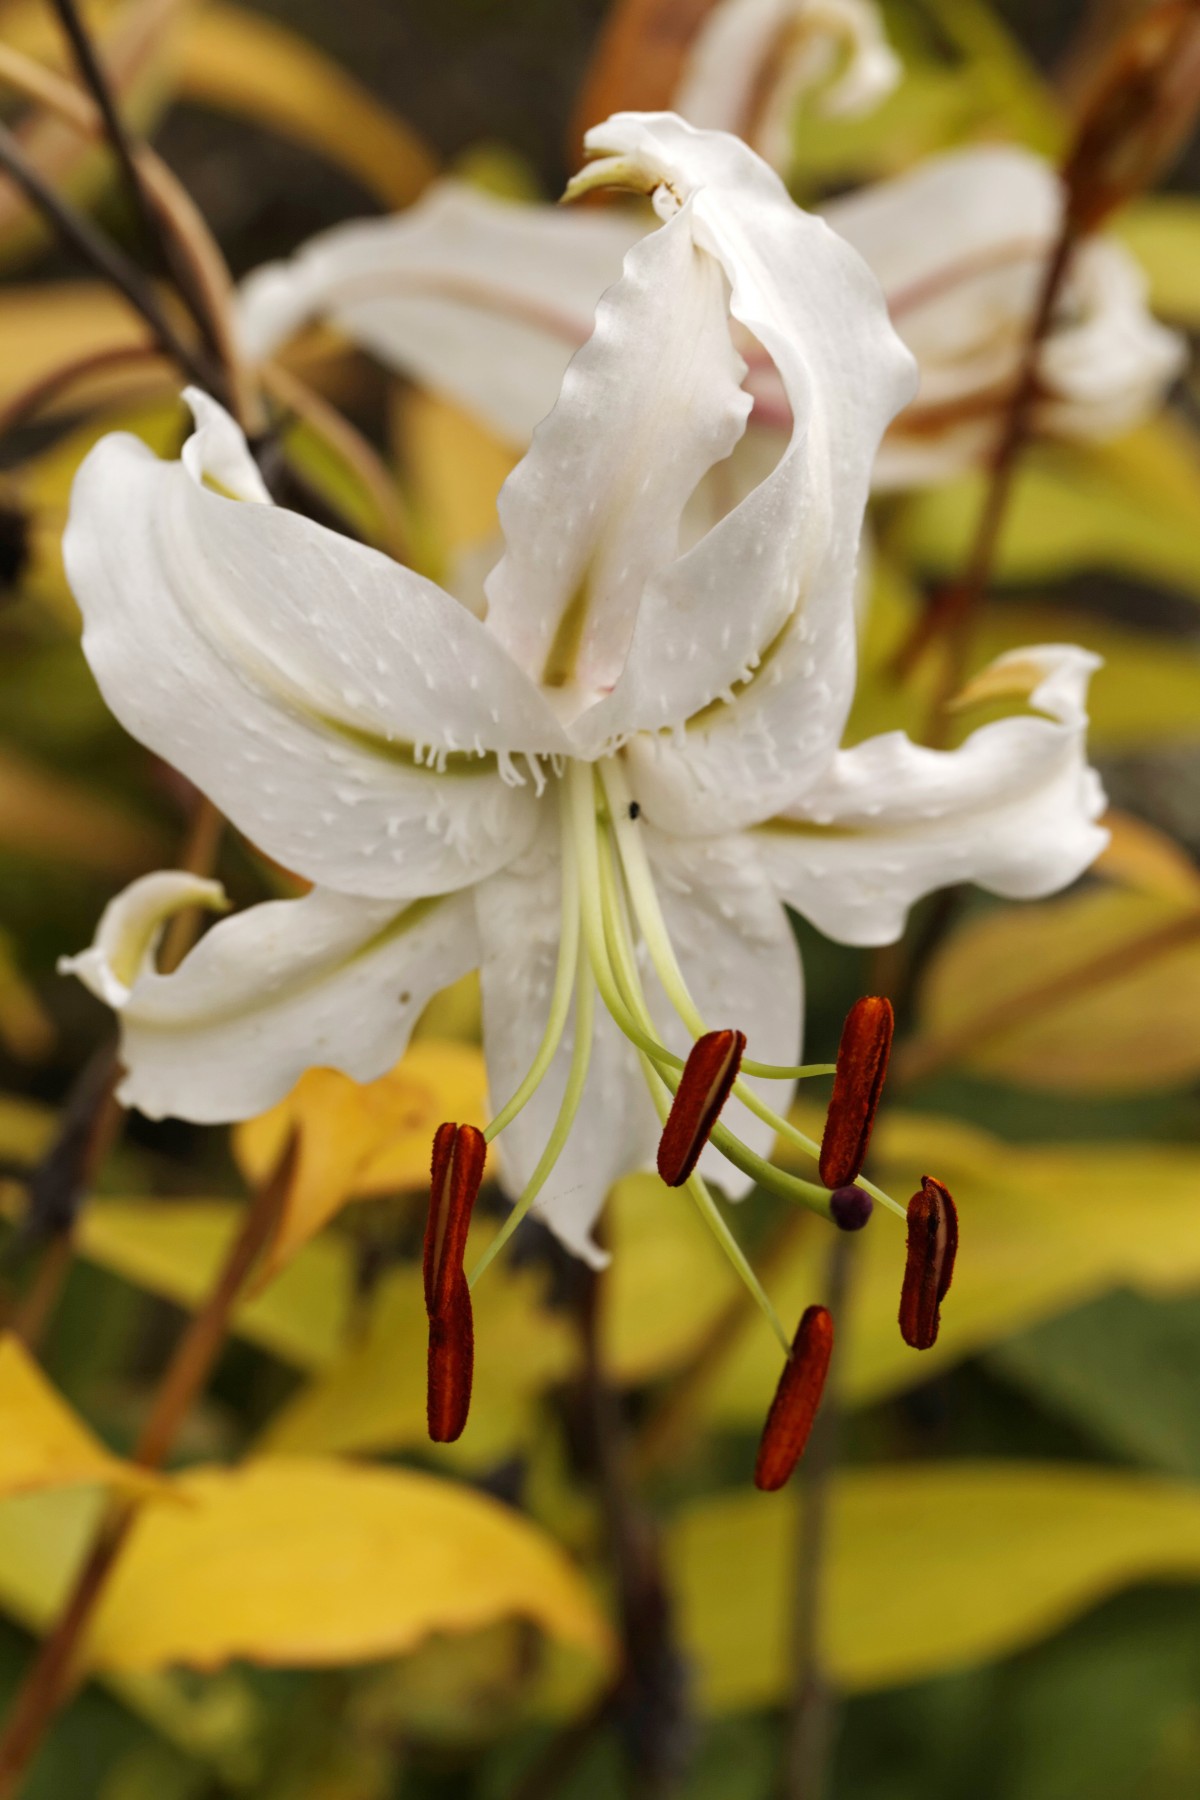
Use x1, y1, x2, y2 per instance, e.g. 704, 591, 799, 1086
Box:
675, 0, 901, 166
239, 147, 1184, 492
63, 115, 1105, 1288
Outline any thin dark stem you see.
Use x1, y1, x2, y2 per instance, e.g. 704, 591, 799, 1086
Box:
0, 1142, 294, 1799
781, 1231, 855, 1800
47, 0, 222, 362
0, 118, 211, 389
576, 1261, 690, 1800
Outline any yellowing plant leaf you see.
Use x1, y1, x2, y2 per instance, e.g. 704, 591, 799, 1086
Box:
177, 4, 436, 209
605, 1173, 737, 1383
76, 1198, 355, 1370
701, 1109, 1200, 1428
1093, 811, 1200, 903
0, 928, 53, 1061
669, 1463, 1200, 1709
80, 1458, 612, 1674
890, 420, 1200, 606
1118, 196, 1200, 326
260, 1245, 575, 1469
0, 1335, 164, 1499
394, 390, 517, 586
234, 1042, 488, 1278
0, 282, 154, 420
908, 888, 1200, 1093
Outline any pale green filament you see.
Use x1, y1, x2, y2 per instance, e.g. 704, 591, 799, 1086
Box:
470, 948, 595, 1287
483, 797, 582, 1146
597, 758, 907, 1222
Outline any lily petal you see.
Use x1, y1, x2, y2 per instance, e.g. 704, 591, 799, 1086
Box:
63, 877, 478, 1123
824, 148, 1185, 489
65, 392, 568, 901
574, 113, 914, 800
645, 827, 803, 1194
475, 818, 658, 1267
237, 182, 638, 447
676, 0, 900, 167
752, 647, 1108, 947
485, 202, 752, 716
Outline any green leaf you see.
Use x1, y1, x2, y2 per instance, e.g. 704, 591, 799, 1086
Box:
668, 1463, 1200, 1709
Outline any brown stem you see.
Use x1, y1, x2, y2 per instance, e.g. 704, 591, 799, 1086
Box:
0, 118, 211, 391
576, 1261, 689, 1798
0, 1140, 295, 1798
780, 1230, 854, 1800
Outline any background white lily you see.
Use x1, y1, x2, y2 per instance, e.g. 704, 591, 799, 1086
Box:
64, 114, 1106, 1271
238, 147, 1183, 494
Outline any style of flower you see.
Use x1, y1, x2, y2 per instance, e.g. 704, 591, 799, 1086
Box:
63, 115, 1106, 1320
238, 147, 1184, 493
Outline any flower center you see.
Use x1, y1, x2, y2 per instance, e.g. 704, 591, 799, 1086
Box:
468, 754, 905, 1346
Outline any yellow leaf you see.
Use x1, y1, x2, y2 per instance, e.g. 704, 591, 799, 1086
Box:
0, 282, 154, 417
909, 887, 1200, 1093
177, 4, 436, 209
1094, 811, 1200, 903
890, 420, 1200, 606
0, 1335, 164, 1499
703, 1108, 1200, 1425
79, 1458, 612, 1674
393, 390, 516, 588
234, 1041, 489, 1278
0, 927, 54, 1061
669, 1463, 1200, 1709
605, 1173, 738, 1383
260, 1241, 576, 1469
76, 1198, 356, 1371
1118, 196, 1200, 326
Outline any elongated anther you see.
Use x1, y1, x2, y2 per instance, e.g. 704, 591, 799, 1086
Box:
424, 1122, 486, 1443
754, 1304, 835, 1492
818, 995, 894, 1189
657, 1028, 746, 1187
898, 1175, 959, 1351
425, 1122, 487, 1318
428, 1273, 474, 1443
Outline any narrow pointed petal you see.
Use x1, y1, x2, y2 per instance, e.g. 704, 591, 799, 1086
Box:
754, 1303, 834, 1490
899, 1175, 958, 1350
755, 647, 1108, 948
62, 881, 477, 1124
427, 1273, 474, 1443
818, 995, 893, 1188
237, 183, 638, 447
676, 0, 900, 164
657, 1028, 746, 1186
424, 1123, 487, 1316
571, 113, 914, 805
485, 202, 751, 715
65, 392, 568, 902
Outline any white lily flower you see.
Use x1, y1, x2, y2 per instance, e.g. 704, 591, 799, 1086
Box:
675, 0, 900, 167
64, 116, 1106, 1294
239, 147, 1183, 493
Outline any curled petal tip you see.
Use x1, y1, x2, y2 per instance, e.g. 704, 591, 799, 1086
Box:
818, 996, 894, 1189
657, 1029, 746, 1187
754, 1304, 834, 1492
899, 1175, 959, 1351
829, 1184, 874, 1232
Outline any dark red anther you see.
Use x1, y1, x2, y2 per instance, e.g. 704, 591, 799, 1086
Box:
898, 1175, 959, 1351
829, 1184, 874, 1232
818, 995, 894, 1189
427, 1272, 475, 1443
657, 1028, 746, 1188
754, 1304, 835, 1492
424, 1122, 486, 1442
